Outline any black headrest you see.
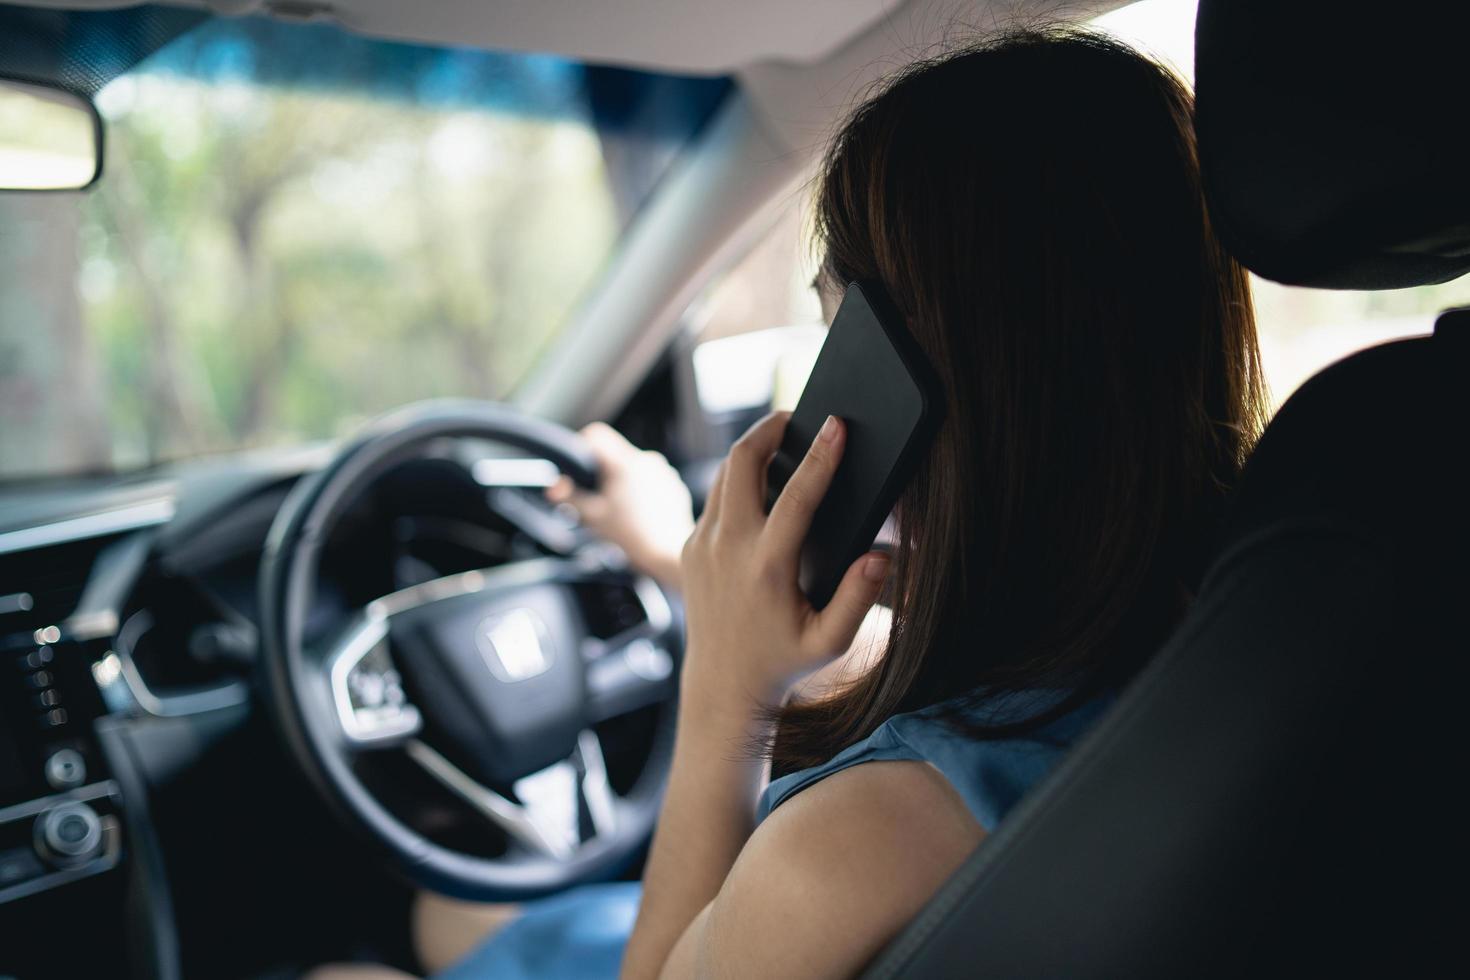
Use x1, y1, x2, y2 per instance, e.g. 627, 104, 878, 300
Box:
1195, 0, 1470, 289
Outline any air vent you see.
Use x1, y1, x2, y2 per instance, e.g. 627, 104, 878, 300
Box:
122, 569, 257, 691
0, 534, 121, 634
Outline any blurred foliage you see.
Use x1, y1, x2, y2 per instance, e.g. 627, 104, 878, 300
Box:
83, 44, 619, 467
0, 17, 727, 478
79, 72, 617, 464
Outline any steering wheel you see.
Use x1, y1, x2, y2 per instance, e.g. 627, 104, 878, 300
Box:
259, 400, 680, 899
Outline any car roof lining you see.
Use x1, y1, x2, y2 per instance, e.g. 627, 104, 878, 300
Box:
0, 3, 208, 96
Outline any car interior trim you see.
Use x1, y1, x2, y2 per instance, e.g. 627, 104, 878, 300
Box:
0, 780, 123, 906
91, 610, 250, 719
0, 499, 175, 558
404, 729, 619, 862
406, 737, 575, 860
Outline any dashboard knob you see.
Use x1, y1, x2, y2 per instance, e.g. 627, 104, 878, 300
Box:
44, 748, 87, 790
34, 802, 103, 865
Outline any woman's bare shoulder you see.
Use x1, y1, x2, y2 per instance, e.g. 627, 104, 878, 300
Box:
690, 760, 984, 979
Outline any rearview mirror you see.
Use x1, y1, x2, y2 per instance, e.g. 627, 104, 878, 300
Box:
0, 79, 102, 191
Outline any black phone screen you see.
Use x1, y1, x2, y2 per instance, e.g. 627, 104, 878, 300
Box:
765, 282, 942, 609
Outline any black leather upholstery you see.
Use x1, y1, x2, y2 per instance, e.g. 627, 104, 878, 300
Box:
862, 0, 1470, 972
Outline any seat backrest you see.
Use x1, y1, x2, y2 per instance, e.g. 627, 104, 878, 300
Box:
862, 1, 1470, 974
864, 315, 1467, 977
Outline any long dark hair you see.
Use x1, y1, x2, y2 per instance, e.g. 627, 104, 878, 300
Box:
769, 28, 1268, 775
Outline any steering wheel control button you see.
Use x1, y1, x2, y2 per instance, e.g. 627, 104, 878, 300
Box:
624, 639, 673, 682
331, 624, 423, 745
349, 667, 387, 708
34, 803, 103, 865
44, 748, 87, 789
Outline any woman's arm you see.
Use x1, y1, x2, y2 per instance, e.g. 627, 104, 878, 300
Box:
665, 759, 983, 979
618, 675, 767, 977
622, 412, 895, 978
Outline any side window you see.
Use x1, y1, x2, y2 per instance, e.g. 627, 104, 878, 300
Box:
1250, 278, 1469, 411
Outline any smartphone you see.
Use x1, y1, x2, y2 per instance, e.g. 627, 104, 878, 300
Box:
765, 281, 943, 609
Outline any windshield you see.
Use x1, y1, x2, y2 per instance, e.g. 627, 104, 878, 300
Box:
0, 15, 728, 481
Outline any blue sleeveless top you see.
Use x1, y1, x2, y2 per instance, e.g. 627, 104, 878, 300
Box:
757, 691, 1110, 831
436, 692, 1108, 979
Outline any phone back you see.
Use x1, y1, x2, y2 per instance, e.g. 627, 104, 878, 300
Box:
766, 282, 940, 609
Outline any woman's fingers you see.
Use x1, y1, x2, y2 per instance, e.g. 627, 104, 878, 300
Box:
549, 423, 629, 508
719, 411, 791, 526
581, 420, 632, 459
805, 551, 890, 657
545, 474, 574, 504
553, 483, 607, 526
546, 475, 592, 517
764, 415, 844, 564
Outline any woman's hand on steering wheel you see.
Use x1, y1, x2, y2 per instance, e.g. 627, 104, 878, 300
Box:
546, 422, 693, 591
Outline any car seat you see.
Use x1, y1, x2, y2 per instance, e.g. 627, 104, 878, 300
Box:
860, 1, 1470, 974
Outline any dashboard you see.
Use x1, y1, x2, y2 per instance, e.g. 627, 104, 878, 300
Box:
0, 440, 661, 978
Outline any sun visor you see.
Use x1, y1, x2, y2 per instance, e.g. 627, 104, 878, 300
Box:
1194, 0, 1470, 289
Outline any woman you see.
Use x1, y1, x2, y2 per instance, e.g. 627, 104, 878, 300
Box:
318, 26, 1266, 979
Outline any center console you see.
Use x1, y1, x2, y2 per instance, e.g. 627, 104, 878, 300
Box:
0, 625, 124, 904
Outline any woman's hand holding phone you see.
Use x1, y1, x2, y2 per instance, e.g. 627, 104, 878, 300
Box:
679, 411, 892, 717
624, 411, 891, 980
